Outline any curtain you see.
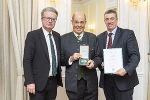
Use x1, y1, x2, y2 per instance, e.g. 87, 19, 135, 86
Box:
0, 0, 71, 100
0, 0, 10, 100
54, 0, 71, 35
38, 0, 71, 35
148, 0, 150, 99
0, 0, 38, 100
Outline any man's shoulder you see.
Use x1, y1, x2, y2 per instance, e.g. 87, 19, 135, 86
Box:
118, 27, 134, 34
27, 28, 42, 36
52, 30, 60, 37
61, 32, 73, 38
97, 31, 106, 38
84, 31, 96, 37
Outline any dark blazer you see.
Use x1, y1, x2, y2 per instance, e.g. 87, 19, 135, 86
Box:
97, 27, 140, 91
23, 28, 63, 91
61, 32, 101, 93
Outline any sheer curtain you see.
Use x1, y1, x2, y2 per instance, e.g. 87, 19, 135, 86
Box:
0, 0, 71, 100
148, 0, 150, 99
0, 0, 38, 100
38, 0, 71, 35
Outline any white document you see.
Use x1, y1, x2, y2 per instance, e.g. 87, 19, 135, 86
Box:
103, 48, 123, 74
80, 45, 89, 58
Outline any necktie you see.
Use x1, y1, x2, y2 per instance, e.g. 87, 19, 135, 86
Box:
77, 35, 81, 40
107, 33, 112, 48
48, 34, 57, 76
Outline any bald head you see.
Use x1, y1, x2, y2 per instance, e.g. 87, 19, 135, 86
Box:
71, 11, 86, 35
72, 11, 86, 21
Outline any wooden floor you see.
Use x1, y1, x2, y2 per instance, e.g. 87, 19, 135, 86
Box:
56, 78, 106, 100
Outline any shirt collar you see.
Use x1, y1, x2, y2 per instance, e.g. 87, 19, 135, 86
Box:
42, 27, 52, 37
73, 32, 84, 38
107, 26, 117, 35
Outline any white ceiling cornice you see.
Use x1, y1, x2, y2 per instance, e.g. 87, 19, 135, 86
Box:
72, 0, 98, 8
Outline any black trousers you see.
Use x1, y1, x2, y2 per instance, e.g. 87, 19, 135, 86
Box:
29, 76, 57, 100
104, 75, 134, 100
66, 78, 98, 100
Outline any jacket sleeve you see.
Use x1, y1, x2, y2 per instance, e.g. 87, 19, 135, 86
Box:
124, 30, 140, 76
96, 35, 104, 71
60, 36, 72, 67
92, 37, 103, 69
23, 32, 35, 86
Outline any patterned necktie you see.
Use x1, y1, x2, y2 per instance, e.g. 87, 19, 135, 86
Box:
48, 34, 57, 76
107, 33, 113, 48
77, 35, 81, 40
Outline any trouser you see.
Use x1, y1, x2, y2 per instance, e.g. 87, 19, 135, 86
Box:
66, 78, 98, 100
103, 75, 134, 100
29, 76, 57, 100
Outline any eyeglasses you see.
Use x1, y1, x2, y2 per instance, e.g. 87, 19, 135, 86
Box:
72, 20, 86, 25
42, 17, 57, 22
104, 17, 116, 22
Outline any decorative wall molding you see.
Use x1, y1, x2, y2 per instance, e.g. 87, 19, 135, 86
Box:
133, 74, 144, 100
105, 0, 118, 10
72, 0, 97, 9
118, 0, 149, 100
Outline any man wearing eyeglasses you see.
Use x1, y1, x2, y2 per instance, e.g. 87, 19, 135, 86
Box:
23, 7, 63, 100
61, 11, 101, 100
97, 9, 140, 100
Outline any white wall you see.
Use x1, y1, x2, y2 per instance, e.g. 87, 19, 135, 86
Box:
38, 0, 71, 35
118, 0, 149, 100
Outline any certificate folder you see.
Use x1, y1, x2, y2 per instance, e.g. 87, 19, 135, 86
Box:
103, 48, 123, 74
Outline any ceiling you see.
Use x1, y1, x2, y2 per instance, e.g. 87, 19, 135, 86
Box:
72, 0, 90, 4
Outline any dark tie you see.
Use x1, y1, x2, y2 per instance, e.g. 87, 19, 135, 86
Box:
77, 35, 81, 40
49, 34, 57, 76
107, 33, 112, 48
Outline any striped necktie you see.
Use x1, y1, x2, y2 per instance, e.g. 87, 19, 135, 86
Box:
48, 34, 57, 76
107, 33, 112, 48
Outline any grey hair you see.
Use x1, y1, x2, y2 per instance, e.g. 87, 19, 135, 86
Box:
104, 9, 118, 18
41, 7, 58, 18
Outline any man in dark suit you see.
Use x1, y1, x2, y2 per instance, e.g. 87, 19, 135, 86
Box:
97, 9, 140, 100
23, 7, 63, 100
61, 11, 101, 100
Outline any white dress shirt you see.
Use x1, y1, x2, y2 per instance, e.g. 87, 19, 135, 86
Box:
42, 27, 58, 76
106, 27, 117, 49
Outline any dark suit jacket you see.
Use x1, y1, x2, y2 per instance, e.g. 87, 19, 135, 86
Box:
61, 32, 102, 93
23, 28, 63, 91
97, 27, 140, 91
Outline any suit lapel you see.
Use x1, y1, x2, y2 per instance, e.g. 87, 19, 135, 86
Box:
82, 32, 88, 45
39, 28, 49, 61
71, 32, 78, 40
104, 32, 107, 49
112, 27, 121, 48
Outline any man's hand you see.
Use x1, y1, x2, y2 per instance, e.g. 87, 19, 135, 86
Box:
27, 83, 35, 95
86, 60, 94, 69
114, 68, 127, 76
70, 53, 82, 62
101, 62, 104, 69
